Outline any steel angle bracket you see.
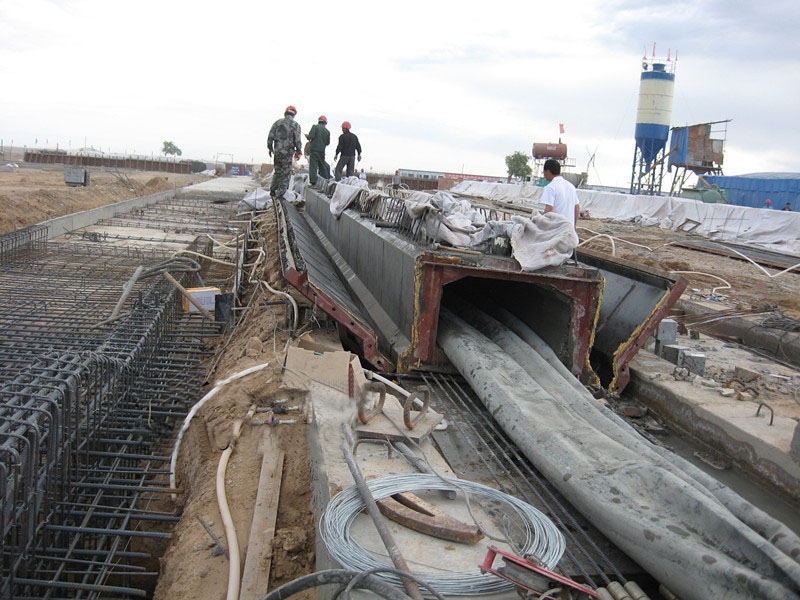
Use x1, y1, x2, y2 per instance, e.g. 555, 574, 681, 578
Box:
480, 545, 598, 598
376, 491, 484, 545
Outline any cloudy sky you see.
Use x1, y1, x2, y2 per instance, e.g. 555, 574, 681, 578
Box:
1, 0, 798, 188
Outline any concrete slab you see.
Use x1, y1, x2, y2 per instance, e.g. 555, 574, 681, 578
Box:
628, 351, 800, 499
176, 176, 258, 200
284, 347, 533, 600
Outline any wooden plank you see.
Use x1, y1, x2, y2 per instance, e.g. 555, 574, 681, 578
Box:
239, 434, 285, 600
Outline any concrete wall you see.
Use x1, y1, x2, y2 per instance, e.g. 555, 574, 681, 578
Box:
40, 190, 175, 240
304, 189, 419, 361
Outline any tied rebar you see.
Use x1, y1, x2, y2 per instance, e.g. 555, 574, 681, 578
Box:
0, 194, 242, 598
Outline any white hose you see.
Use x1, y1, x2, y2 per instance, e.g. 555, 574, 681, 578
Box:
217, 406, 255, 600
170, 249, 236, 267
218, 428, 241, 600
363, 369, 410, 397
169, 362, 271, 500
261, 280, 298, 335
672, 270, 732, 297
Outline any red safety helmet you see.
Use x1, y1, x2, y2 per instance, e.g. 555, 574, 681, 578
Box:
341, 121, 351, 130
318, 115, 328, 124
285, 105, 297, 116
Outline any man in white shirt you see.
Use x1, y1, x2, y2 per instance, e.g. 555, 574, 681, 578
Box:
541, 158, 579, 231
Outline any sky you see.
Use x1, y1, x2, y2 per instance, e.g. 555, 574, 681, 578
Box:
1, 0, 799, 189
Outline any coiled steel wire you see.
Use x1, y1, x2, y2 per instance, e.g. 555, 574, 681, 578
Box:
320, 473, 565, 596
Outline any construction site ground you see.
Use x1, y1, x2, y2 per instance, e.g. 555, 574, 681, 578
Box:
2, 167, 800, 598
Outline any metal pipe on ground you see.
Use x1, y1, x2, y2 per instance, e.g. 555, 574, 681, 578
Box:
340, 423, 424, 600
392, 441, 456, 500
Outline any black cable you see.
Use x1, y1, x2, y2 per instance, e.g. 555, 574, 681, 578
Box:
342, 567, 447, 600
258, 569, 412, 600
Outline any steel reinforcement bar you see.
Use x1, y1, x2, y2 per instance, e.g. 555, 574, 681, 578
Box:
0, 212, 232, 597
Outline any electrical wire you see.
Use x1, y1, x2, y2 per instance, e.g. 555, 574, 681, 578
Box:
671, 270, 732, 297
319, 473, 565, 596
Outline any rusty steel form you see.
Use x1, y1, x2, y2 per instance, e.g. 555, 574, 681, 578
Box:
0, 195, 240, 597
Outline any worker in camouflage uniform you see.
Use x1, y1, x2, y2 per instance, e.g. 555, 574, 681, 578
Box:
306, 115, 331, 185
267, 105, 303, 199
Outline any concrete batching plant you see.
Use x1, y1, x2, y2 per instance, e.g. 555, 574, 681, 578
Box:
630, 45, 676, 195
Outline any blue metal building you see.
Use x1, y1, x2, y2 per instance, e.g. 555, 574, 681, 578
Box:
700, 173, 800, 210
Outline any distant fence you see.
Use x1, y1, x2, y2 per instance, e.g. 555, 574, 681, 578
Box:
24, 150, 194, 174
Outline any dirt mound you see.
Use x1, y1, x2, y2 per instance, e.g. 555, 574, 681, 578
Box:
144, 176, 170, 190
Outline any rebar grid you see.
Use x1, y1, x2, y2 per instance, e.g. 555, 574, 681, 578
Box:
0, 195, 241, 598
356, 191, 433, 244
0, 225, 49, 263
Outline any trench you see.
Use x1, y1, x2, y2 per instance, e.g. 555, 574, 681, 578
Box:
644, 419, 800, 536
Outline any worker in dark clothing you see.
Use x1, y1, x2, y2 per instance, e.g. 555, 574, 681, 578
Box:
306, 115, 331, 185
333, 121, 362, 181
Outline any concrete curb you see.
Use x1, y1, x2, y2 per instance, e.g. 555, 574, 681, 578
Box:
677, 299, 800, 368
628, 351, 800, 501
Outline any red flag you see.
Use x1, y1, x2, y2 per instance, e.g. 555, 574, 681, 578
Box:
559, 123, 565, 135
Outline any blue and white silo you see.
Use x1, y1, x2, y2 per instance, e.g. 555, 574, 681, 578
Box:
630, 48, 676, 195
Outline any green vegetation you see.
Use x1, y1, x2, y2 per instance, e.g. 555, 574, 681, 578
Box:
162, 141, 182, 157
504, 151, 532, 182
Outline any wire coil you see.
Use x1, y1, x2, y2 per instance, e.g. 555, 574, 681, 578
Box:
320, 473, 565, 596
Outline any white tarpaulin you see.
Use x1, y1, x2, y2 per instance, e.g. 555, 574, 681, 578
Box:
238, 188, 272, 210
444, 181, 800, 256
330, 178, 369, 217
450, 180, 543, 205
578, 189, 800, 255
508, 213, 579, 271
402, 191, 578, 269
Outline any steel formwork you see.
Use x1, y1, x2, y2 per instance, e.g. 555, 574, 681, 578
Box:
0, 194, 241, 598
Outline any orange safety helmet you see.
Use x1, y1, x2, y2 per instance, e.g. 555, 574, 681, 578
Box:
285, 105, 297, 116
318, 115, 328, 124
341, 121, 351, 130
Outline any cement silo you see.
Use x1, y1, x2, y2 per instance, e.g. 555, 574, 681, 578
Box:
630, 46, 676, 195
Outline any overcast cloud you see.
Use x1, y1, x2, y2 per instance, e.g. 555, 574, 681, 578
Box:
1, 0, 798, 188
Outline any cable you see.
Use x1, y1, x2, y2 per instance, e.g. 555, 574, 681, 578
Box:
217, 410, 250, 600
671, 270, 731, 297
319, 473, 565, 596
343, 567, 447, 600
257, 569, 412, 600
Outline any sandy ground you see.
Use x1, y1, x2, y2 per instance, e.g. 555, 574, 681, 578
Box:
577, 219, 800, 317
3, 168, 800, 597
152, 215, 317, 600
0, 166, 211, 234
